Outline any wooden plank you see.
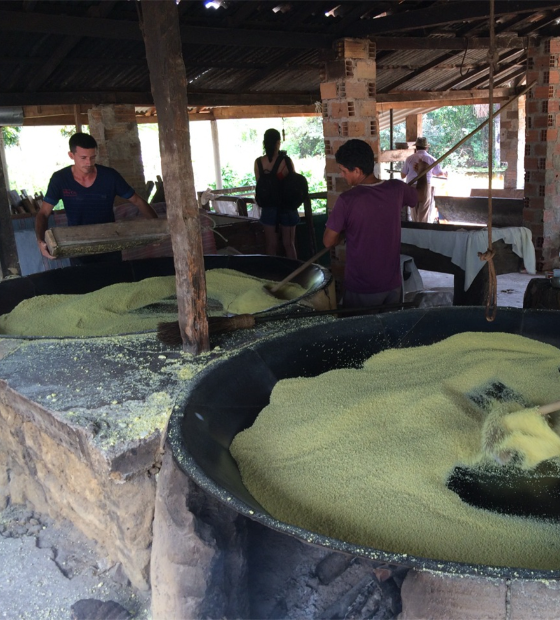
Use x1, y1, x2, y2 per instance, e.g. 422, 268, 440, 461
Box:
379, 148, 414, 163
44, 219, 169, 258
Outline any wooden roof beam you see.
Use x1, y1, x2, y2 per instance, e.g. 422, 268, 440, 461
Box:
0, 90, 317, 107
372, 36, 528, 50
376, 87, 517, 110
25, 2, 117, 93
0, 10, 331, 49
439, 49, 525, 90
348, 1, 560, 36
379, 51, 460, 94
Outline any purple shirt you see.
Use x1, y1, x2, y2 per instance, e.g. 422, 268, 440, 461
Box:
326, 180, 417, 294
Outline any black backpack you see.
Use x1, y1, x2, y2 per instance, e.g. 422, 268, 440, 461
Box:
281, 158, 309, 212
256, 154, 309, 212
256, 155, 284, 210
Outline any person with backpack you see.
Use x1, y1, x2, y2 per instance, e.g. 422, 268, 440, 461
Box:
323, 139, 418, 309
254, 128, 300, 259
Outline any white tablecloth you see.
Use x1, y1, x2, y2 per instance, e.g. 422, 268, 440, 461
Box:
401, 226, 536, 290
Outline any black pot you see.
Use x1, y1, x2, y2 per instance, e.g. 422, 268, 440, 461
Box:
0, 255, 331, 319
168, 306, 560, 580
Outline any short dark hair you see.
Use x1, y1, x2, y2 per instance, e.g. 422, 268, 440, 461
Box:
335, 139, 374, 175
69, 132, 98, 152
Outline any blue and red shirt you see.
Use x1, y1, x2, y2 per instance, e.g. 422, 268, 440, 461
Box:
44, 165, 135, 226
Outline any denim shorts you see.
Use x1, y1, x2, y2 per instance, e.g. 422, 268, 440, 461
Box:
260, 206, 300, 227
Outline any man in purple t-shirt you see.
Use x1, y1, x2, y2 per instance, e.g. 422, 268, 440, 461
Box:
36, 132, 157, 265
323, 139, 418, 309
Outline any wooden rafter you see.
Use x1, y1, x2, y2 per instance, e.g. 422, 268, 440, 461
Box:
346, 1, 560, 36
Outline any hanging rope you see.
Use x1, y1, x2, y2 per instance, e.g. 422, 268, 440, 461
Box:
478, 0, 498, 321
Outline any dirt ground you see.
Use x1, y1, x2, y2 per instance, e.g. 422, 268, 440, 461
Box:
0, 504, 151, 620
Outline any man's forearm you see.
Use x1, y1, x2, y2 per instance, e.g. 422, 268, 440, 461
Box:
35, 211, 49, 243
35, 205, 56, 259
129, 193, 158, 218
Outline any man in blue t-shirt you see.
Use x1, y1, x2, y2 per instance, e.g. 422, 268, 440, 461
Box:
36, 132, 157, 264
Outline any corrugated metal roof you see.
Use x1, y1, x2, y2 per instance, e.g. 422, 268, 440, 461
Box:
0, 0, 558, 109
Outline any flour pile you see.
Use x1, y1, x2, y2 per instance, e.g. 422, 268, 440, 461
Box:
231, 332, 560, 570
0, 269, 307, 337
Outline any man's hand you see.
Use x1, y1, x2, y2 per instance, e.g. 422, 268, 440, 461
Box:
38, 239, 55, 260
35, 201, 56, 259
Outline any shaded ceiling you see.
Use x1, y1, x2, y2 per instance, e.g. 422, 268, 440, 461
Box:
1, 0, 560, 118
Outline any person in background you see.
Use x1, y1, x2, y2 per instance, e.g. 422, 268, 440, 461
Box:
323, 139, 418, 309
36, 132, 157, 265
254, 128, 298, 259
401, 137, 447, 223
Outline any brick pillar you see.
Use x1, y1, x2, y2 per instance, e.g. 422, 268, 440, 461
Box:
320, 38, 378, 291
500, 97, 523, 189
87, 104, 147, 200
524, 38, 560, 271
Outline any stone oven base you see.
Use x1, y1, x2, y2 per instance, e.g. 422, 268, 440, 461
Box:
151, 448, 408, 619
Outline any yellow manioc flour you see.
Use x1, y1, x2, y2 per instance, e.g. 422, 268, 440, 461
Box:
231, 332, 560, 570
205, 268, 306, 315
0, 276, 177, 338
0, 269, 306, 338
489, 407, 560, 468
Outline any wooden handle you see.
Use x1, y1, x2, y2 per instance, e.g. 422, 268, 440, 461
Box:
268, 246, 331, 294
537, 401, 560, 416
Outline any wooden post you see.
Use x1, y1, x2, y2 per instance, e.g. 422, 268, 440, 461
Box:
140, 0, 209, 354
73, 104, 82, 133
0, 130, 20, 279
210, 119, 223, 190
405, 114, 422, 143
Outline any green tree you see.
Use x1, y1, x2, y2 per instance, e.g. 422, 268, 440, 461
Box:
60, 125, 90, 139
379, 105, 500, 169
1, 126, 21, 147
208, 164, 255, 190
282, 117, 325, 159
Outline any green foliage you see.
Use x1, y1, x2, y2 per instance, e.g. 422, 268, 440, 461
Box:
423, 106, 492, 167
208, 164, 255, 190
379, 125, 406, 151
60, 125, 90, 139
299, 169, 326, 194
2, 127, 21, 147
379, 105, 501, 169
241, 127, 258, 143
282, 117, 325, 159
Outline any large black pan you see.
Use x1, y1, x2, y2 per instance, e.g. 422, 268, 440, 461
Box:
168, 306, 560, 580
0, 254, 331, 318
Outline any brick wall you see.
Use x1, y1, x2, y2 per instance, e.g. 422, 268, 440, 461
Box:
88, 104, 147, 201
525, 38, 560, 271
321, 38, 378, 288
